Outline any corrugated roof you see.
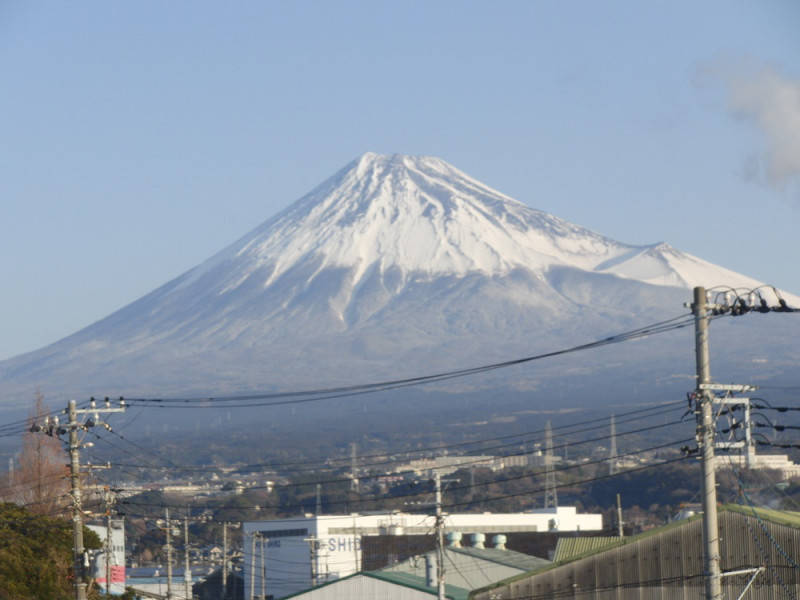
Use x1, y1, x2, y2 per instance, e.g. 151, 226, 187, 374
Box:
448, 546, 550, 571
471, 503, 800, 599
381, 546, 550, 593
371, 571, 472, 600
552, 537, 619, 562
723, 503, 800, 529
281, 571, 470, 600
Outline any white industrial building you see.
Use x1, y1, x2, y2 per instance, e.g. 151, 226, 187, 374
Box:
716, 453, 800, 480
243, 507, 602, 599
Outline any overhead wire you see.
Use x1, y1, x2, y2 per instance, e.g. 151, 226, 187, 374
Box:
98, 403, 685, 478
116, 436, 694, 516
120, 313, 696, 408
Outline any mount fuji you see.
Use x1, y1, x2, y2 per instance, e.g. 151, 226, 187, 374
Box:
1, 153, 797, 420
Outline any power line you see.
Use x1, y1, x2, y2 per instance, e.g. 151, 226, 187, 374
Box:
99, 403, 685, 475
116, 437, 693, 516
120, 313, 696, 409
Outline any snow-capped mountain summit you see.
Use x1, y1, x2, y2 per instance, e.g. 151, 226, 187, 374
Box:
216, 152, 624, 283
173, 152, 762, 317
0, 153, 794, 410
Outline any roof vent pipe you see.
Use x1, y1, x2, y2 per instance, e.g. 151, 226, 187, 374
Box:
471, 533, 486, 549
445, 532, 462, 548
492, 534, 507, 550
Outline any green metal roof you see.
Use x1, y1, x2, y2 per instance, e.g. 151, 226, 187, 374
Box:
552, 537, 620, 562
371, 571, 472, 600
722, 502, 800, 529
380, 546, 550, 593
448, 546, 550, 571
280, 570, 471, 600
469, 503, 800, 598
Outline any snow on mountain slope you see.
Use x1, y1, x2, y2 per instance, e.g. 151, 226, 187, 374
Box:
187, 153, 630, 293
0, 152, 795, 409
184, 153, 771, 301
595, 242, 769, 291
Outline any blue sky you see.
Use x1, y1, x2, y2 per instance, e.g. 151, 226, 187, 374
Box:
1, 1, 799, 360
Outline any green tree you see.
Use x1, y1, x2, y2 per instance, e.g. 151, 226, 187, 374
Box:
0, 502, 101, 600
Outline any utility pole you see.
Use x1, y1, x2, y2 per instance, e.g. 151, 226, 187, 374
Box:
352, 518, 360, 573
686, 286, 794, 600
543, 421, 558, 509
102, 486, 120, 596
260, 536, 268, 600
350, 443, 359, 493
28, 397, 125, 600
306, 535, 318, 588
184, 517, 191, 600
691, 286, 722, 600
222, 522, 228, 599
609, 415, 619, 475
616, 493, 624, 538
250, 533, 258, 600
434, 472, 446, 600
106, 506, 112, 596
165, 509, 174, 600
68, 400, 87, 600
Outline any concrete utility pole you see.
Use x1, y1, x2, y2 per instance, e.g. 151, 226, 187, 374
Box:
260, 536, 268, 600
27, 397, 126, 600
691, 286, 722, 600
222, 522, 228, 599
251, 533, 258, 600
306, 535, 318, 588
609, 415, 619, 475
165, 509, 174, 600
184, 517, 191, 600
350, 443, 359, 492
103, 486, 118, 597
434, 472, 446, 600
67, 400, 87, 600
106, 509, 112, 596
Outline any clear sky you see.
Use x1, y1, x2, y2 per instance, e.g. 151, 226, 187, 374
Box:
1, 2, 799, 361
